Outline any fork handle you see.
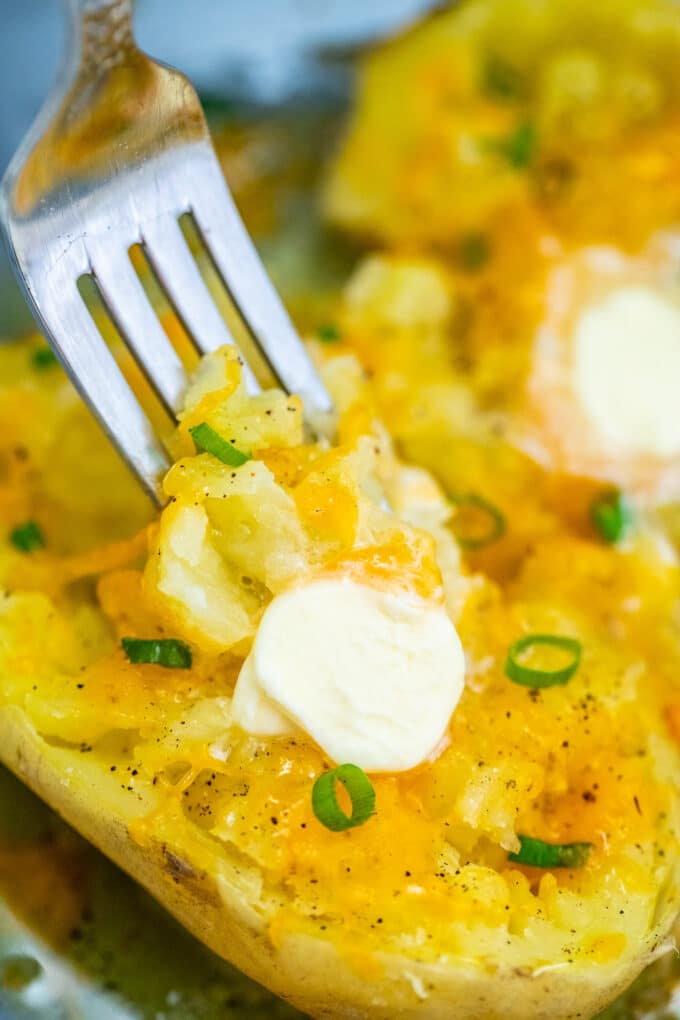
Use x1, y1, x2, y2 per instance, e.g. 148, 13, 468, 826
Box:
65, 0, 136, 75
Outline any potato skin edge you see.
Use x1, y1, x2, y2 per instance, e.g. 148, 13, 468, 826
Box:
0, 704, 670, 1020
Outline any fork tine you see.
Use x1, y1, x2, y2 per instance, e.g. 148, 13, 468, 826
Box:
31, 259, 169, 504
140, 214, 260, 395
189, 157, 333, 415
87, 239, 188, 415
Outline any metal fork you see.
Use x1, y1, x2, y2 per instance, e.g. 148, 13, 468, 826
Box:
0, 0, 333, 504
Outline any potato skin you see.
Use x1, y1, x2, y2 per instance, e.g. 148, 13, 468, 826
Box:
0, 704, 670, 1020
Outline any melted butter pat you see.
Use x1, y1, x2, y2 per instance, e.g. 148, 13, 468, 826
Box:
574, 285, 680, 457
232, 576, 465, 772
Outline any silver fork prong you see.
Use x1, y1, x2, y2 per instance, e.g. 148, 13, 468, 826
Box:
190, 156, 333, 416
141, 213, 260, 395
87, 238, 188, 415
32, 255, 169, 504
1, 0, 336, 507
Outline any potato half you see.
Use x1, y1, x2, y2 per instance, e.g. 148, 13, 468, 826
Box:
0, 702, 676, 1020
1, 340, 680, 1020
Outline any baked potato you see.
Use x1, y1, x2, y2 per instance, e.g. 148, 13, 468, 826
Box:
1, 336, 680, 1019
324, 0, 680, 251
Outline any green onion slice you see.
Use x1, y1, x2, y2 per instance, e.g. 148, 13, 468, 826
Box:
482, 56, 523, 101
31, 347, 58, 371
491, 120, 536, 169
505, 634, 581, 688
509, 835, 592, 869
197, 92, 237, 126
590, 489, 631, 544
450, 493, 506, 550
9, 521, 45, 553
312, 764, 376, 832
317, 323, 341, 343
122, 637, 192, 670
458, 233, 491, 272
189, 422, 250, 467
0, 954, 43, 991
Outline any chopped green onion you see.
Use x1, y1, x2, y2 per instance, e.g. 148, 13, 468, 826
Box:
505, 634, 581, 688
122, 637, 192, 670
509, 835, 592, 869
491, 120, 536, 169
317, 323, 341, 344
9, 521, 45, 553
312, 764, 376, 833
31, 346, 58, 371
449, 493, 506, 550
590, 489, 631, 544
482, 56, 522, 101
189, 422, 250, 467
458, 233, 491, 272
0, 955, 42, 991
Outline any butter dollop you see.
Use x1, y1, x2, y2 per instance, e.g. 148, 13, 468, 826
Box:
232, 576, 466, 773
573, 285, 680, 458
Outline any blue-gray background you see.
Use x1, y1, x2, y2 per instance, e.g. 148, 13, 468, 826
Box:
0, 0, 438, 332
0, 0, 442, 174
